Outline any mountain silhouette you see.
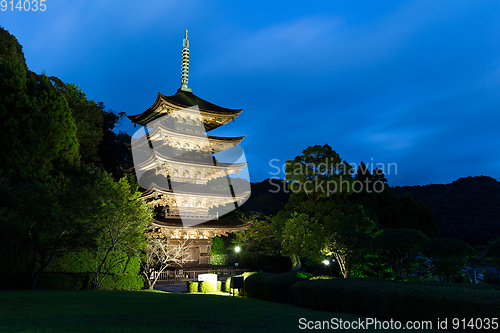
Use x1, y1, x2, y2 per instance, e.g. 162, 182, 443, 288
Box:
396, 176, 500, 248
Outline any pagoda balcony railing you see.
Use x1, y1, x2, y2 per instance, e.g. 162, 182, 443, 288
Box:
165, 212, 219, 219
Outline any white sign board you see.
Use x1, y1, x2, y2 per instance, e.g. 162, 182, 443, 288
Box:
198, 273, 217, 284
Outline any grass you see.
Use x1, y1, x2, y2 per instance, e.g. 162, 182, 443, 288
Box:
0, 289, 452, 332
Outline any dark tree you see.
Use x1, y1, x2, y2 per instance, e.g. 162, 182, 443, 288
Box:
418, 238, 476, 283
372, 228, 428, 280
0, 27, 80, 180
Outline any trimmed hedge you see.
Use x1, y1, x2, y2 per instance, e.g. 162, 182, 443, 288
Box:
289, 278, 500, 326
37, 273, 143, 290
245, 272, 307, 303
187, 281, 198, 293
187, 281, 220, 293
37, 273, 86, 290
309, 275, 334, 280
98, 274, 144, 290
224, 272, 256, 296
224, 277, 237, 295
199, 281, 216, 293
0, 273, 144, 290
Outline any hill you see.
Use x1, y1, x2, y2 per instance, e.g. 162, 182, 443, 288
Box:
240, 179, 290, 216
396, 176, 500, 247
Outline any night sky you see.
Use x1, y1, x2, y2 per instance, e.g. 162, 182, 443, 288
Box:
2, 0, 500, 186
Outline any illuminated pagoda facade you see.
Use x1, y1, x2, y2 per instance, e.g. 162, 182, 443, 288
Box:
128, 31, 251, 266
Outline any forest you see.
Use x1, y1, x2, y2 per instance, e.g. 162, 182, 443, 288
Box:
0, 26, 149, 289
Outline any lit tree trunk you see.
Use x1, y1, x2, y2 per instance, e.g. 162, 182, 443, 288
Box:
290, 254, 301, 271
141, 237, 192, 289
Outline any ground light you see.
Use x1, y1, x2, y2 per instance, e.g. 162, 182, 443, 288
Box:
323, 259, 330, 265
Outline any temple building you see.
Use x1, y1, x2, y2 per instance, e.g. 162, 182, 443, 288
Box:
128, 31, 251, 267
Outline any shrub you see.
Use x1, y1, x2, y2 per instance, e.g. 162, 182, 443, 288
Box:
217, 280, 222, 292
32, 273, 143, 290
199, 281, 216, 293
289, 278, 500, 326
47, 249, 141, 275
211, 236, 225, 254
309, 275, 334, 280
224, 273, 256, 296
210, 254, 228, 266
95, 274, 143, 290
224, 277, 239, 296
37, 273, 86, 290
187, 281, 198, 293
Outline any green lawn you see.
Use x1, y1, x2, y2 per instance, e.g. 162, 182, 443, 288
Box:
0, 289, 450, 332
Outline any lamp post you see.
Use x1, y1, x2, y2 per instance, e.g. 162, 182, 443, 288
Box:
323, 259, 330, 274
234, 246, 241, 268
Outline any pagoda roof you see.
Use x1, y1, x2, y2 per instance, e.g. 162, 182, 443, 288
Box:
133, 151, 247, 172
133, 122, 245, 145
128, 90, 243, 127
131, 123, 244, 154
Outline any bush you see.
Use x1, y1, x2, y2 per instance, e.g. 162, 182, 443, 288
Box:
199, 281, 216, 293
309, 275, 334, 280
245, 271, 307, 303
37, 273, 86, 290
217, 280, 222, 292
187, 281, 198, 293
289, 278, 500, 326
47, 249, 141, 275
224, 277, 241, 296
210, 254, 228, 266
224, 272, 256, 296
33, 273, 142, 290
98, 274, 143, 290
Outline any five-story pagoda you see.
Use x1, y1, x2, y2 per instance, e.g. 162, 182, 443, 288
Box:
128, 31, 251, 266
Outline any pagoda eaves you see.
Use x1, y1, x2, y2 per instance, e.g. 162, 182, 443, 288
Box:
132, 123, 245, 154
134, 152, 247, 184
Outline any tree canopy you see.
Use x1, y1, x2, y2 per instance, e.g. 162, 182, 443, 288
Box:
0, 27, 140, 289
419, 238, 477, 283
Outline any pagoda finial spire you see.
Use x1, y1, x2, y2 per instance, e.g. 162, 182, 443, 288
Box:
180, 30, 192, 92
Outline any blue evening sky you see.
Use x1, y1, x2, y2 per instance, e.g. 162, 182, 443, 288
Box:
2, 0, 499, 186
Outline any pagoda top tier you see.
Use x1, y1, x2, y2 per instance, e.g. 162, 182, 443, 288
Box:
128, 31, 243, 131
128, 91, 243, 131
